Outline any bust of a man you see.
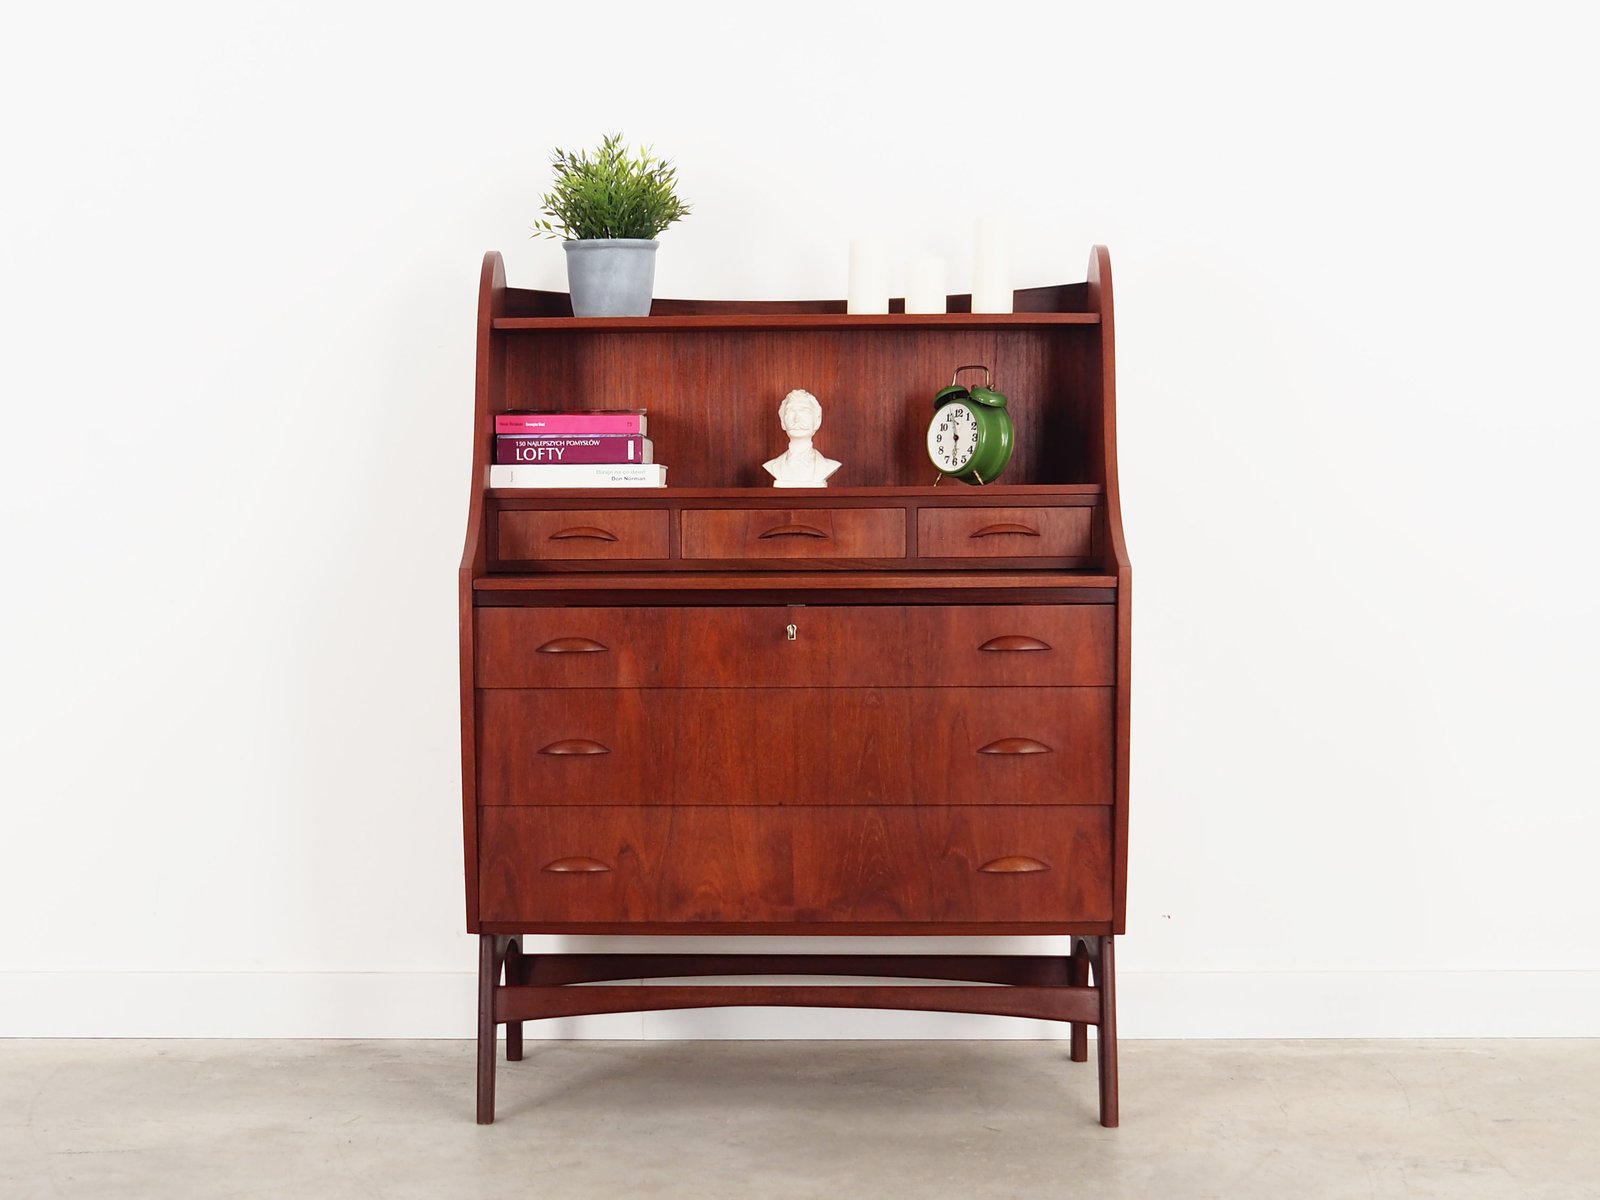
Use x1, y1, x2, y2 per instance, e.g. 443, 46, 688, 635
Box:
763, 389, 842, 488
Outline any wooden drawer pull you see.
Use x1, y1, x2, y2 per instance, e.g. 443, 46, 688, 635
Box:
979, 855, 1051, 874
538, 739, 611, 756
758, 523, 829, 540
543, 856, 611, 873
970, 522, 1040, 538
978, 635, 1052, 653
548, 525, 619, 542
977, 737, 1053, 756
536, 637, 609, 654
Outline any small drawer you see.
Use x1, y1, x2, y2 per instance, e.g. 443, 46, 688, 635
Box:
477, 686, 1112, 807
476, 605, 1115, 688
918, 506, 1094, 559
680, 508, 905, 561
478, 805, 1113, 925
496, 509, 669, 562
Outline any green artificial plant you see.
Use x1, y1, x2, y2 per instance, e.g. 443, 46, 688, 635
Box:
534, 132, 691, 241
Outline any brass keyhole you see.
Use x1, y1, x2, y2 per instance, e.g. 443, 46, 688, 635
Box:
786, 623, 797, 641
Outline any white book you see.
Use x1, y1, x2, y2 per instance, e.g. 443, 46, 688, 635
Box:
489, 463, 667, 488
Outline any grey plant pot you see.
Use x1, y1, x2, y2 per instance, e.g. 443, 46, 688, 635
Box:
563, 238, 659, 317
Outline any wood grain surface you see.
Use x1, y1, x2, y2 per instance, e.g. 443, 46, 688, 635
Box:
496, 508, 669, 561
681, 506, 905, 560
478, 805, 1112, 924
918, 505, 1095, 559
476, 604, 1115, 689
500, 328, 1100, 488
477, 686, 1113, 807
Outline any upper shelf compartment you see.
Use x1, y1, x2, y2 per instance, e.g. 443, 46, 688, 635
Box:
472, 251, 1118, 490
489, 279, 1102, 330
492, 312, 1101, 332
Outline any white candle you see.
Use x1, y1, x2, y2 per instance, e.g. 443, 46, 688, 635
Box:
972, 216, 1012, 313
904, 252, 948, 314
847, 239, 888, 314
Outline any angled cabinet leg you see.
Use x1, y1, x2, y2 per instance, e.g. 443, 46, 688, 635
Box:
1094, 935, 1119, 1128
476, 934, 507, 1125
1069, 937, 1091, 1063
504, 938, 524, 1062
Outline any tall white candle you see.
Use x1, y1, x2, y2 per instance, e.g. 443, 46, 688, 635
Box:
972, 216, 1012, 314
847, 239, 888, 314
904, 252, 948, 314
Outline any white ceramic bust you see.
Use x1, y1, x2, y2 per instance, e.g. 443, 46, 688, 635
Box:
763, 389, 842, 488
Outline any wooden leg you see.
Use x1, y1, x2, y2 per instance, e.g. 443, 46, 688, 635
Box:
476, 934, 501, 1125
1069, 937, 1091, 1063
504, 938, 524, 1062
1094, 934, 1119, 1128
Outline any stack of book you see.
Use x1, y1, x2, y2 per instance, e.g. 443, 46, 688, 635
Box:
488, 409, 667, 488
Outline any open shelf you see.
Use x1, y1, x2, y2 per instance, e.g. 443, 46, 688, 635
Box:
486, 484, 1106, 502
492, 312, 1100, 332
474, 570, 1120, 592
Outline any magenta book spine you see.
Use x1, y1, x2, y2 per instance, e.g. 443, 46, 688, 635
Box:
495, 436, 649, 464
494, 413, 646, 435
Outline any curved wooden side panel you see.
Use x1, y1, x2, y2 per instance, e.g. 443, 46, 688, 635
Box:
460, 250, 507, 933
1089, 246, 1127, 574
463, 250, 504, 577
1088, 245, 1132, 936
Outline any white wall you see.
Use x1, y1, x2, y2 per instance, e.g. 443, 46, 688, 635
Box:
3, 0, 1597, 1037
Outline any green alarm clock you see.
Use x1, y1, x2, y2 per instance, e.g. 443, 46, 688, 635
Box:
927, 364, 1013, 484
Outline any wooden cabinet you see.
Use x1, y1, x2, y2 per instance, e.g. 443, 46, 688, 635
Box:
460, 248, 1132, 1126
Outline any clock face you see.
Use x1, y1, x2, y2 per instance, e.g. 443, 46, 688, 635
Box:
929, 401, 980, 473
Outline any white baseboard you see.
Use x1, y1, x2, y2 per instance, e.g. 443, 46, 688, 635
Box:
4, 970, 1598, 1039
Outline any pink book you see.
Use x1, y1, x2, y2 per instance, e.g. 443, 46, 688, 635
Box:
495, 410, 647, 435
496, 435, 652, 464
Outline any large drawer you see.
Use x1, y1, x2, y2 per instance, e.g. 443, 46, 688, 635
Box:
680, 507, 905, 561
476, 605, 1115, 689
478, 805, 1112, 925
478, 687, 1112, 806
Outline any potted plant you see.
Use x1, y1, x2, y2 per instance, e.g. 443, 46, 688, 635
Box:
535, 132, 691, 318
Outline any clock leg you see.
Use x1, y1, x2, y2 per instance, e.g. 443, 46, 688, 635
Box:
476, 934, 501, 1124
1095, 935, 1120, 1128
1070, 937, 1091, 1063
504, 938, 524, 1062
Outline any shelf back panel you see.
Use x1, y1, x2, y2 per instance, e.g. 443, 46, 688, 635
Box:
499, 328, 1106, 488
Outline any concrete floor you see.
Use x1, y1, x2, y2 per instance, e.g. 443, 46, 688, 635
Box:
2, 1040, 1597, 1199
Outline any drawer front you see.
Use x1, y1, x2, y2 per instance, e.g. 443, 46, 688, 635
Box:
680, 508, 905, 560
918, 506, 1093, 559
476, 605, 1114, 688
496, 508, 669, 562
478, 805, 1112, 924
478, 687, 1111, 807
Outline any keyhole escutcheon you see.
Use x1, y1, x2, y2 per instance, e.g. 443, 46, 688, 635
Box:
786, 623, 797, 641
